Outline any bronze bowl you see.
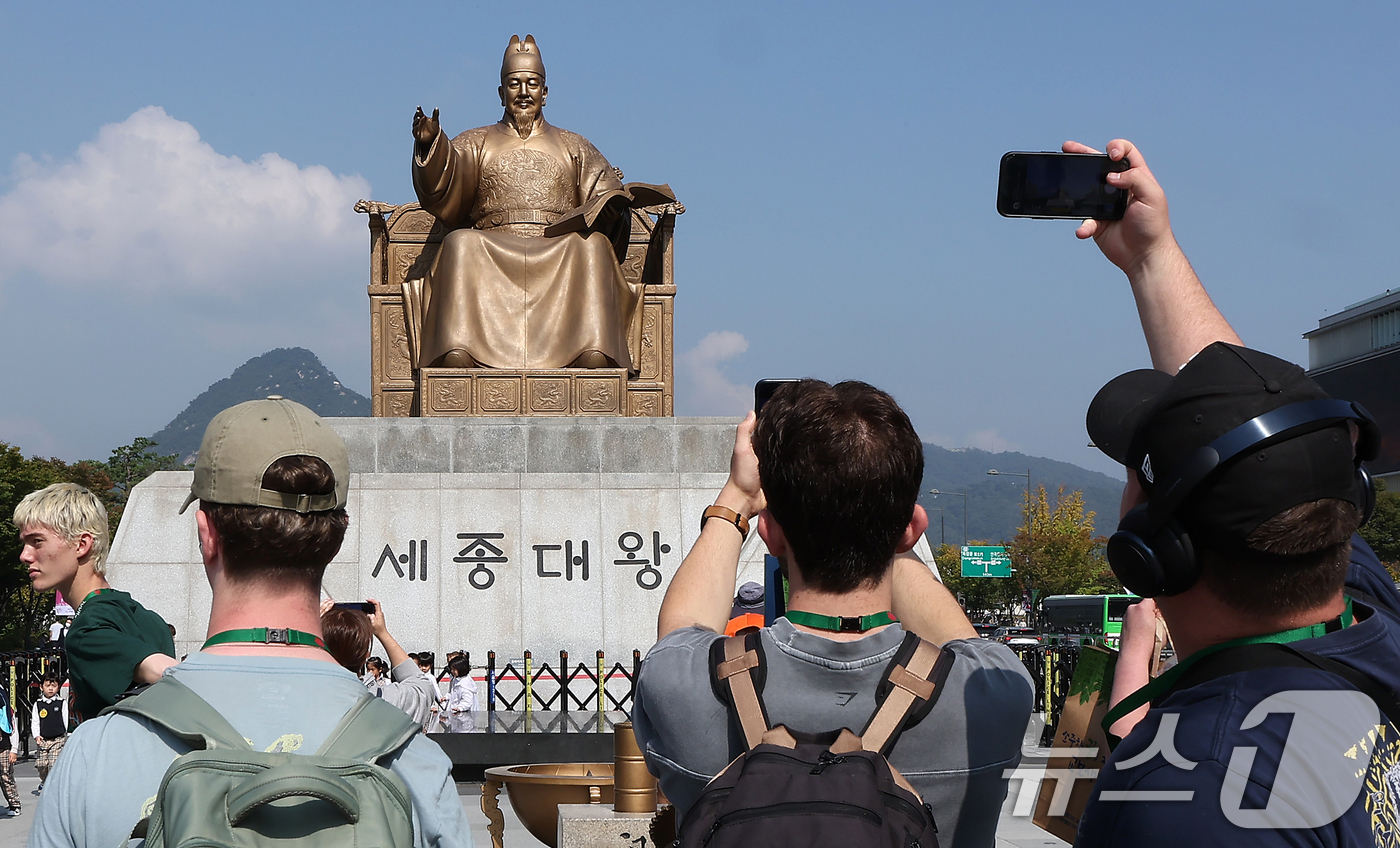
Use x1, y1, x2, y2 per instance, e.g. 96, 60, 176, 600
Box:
485, 763, 615, 847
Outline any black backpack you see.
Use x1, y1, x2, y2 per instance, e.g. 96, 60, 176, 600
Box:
676, 631, 952, 848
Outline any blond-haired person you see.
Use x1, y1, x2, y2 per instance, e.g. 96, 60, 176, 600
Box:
16, 483, 176, 719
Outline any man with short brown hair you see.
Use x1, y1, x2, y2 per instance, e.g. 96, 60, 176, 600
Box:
29, 398, 471, 848
633, 380, 1034, 848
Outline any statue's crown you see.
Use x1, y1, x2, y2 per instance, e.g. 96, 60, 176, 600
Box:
502, 34, 545, 80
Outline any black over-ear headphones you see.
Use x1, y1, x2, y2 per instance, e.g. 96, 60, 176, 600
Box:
1107, 398, 1380, 598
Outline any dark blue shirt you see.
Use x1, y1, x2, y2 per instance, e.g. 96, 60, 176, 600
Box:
1077, 535, 1400, 846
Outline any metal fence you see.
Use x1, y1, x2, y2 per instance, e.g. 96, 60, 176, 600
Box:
473, 650, 642, 714
6, 643, 1086, 751
1, 648, 67, 758
1008, 644, 1084, 744
465, 643, 1086, 746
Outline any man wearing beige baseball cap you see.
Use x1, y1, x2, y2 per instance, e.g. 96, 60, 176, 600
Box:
30, 397, 472, 848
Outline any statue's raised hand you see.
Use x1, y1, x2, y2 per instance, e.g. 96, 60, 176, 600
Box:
413, 106, 440, 148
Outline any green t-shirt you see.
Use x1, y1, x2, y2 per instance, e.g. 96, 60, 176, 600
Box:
67, 589, 176, 718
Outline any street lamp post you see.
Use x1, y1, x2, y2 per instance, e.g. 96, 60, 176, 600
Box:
928, 489, 968, 545
988, 469, 1033, 626
927, 508, 945, 545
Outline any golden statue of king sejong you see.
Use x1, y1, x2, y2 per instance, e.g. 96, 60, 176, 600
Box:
409, 35, 673, 372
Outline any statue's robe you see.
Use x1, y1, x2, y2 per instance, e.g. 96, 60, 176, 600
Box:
411, 120, 638, 370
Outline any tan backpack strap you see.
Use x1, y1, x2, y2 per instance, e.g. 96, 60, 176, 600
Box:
760, 726, 798, 748
715, 635, 769, 750
861, 638, 944, 754
829, 728, 863, 754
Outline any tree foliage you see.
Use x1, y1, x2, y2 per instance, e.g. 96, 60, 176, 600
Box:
103, 437, 185, 522
933, 542, 1021, 623
0, 436, 182, 649
1006, 484, 1120, 604
1359, 478, 1400, 582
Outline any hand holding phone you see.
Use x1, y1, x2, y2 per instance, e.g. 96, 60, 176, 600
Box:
332, 601, 376, 615
997, 152, 1129, 220
754, 379, 799, 415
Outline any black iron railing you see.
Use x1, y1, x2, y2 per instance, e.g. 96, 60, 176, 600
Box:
479, 649, 643, 715
1, 648, 68, 758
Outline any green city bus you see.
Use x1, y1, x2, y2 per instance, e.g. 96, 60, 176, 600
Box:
1040, 594, 1140, 648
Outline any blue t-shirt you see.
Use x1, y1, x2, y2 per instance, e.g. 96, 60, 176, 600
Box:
28, 653, 472, 848
1077, 536, 1400, 846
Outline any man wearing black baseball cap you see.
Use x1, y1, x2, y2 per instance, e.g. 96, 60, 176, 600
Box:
30, 398, 472, 848
1065, 139, 1400, 845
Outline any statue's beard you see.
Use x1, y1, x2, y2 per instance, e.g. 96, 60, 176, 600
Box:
505, 101, 542, 137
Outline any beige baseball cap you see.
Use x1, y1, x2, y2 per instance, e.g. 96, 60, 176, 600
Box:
179, 396, 349, 514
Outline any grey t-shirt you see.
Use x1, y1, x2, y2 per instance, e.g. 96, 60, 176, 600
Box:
27, 653, 472, 848
633, 620, 1034, 848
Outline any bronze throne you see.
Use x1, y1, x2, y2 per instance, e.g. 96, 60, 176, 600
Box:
357, 190, 680, 418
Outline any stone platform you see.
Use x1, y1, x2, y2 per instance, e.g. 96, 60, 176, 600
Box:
106, 416, 936, 662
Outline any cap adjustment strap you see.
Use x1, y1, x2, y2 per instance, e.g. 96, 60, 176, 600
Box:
255, 489, 338, 514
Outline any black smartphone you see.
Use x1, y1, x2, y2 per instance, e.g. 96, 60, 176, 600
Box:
754, 379, 799, 415
333, 601, 376, 615
997, 152, 1129, 220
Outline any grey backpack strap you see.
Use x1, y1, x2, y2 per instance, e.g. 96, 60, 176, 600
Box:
316, 693, 420, 762
103, 677, 251, 751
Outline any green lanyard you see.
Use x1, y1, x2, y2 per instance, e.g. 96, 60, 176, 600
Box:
76, 587, 115, 615
203, 628, 328, 651
1101, 596, 1355, 747
785, 610, 898, 633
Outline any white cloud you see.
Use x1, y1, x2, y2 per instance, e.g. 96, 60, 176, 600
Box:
0, 106, 370, 294
964, 429, 1017, 453
679, 330, 751, 415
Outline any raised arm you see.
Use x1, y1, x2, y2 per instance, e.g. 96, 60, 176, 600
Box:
890, 553, 978, 644
1065, 139, 1242, 373
657, 413, 766, 638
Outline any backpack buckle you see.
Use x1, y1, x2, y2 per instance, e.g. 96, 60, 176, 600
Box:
838, 616, 861, 633
265, 628, 289, 644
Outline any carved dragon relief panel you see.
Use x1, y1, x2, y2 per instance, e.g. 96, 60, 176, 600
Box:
629, 391, 661, 417
390, 209, 438, 236
384, 391, 414, 418
577, 377, 621, 414
388, 243, 440, 288
382, 300, 413, 381
478, 378, 522, 413
431, 379, 470, 413
527, 377, 569, 413
639, 303, 659, 380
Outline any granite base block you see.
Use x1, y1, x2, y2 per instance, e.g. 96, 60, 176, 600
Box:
105, 417, 939, 663
557, 805, 660, 848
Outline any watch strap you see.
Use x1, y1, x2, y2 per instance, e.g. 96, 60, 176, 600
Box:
702, 504, 750, 539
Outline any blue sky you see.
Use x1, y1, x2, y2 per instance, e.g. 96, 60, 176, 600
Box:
1, 2, 1396, 476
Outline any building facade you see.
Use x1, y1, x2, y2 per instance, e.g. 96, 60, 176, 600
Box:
1305, 289, 1400, 481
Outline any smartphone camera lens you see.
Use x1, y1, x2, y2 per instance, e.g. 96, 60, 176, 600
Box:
1012, 202, 1021, 209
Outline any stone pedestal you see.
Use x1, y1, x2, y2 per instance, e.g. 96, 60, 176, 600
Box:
106, 417, 937, 662
556, 805, 661, 848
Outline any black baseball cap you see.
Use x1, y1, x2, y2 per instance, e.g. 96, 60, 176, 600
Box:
1087, 343, 1364, 549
